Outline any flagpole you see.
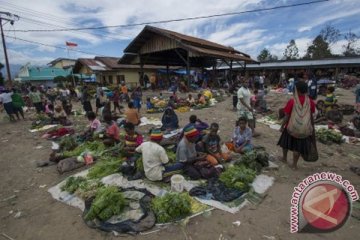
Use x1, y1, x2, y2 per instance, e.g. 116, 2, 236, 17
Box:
66, 46, 76, 87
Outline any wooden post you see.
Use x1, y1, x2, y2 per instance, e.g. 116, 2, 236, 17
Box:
186, 51, 190, 87
166, 64, 170, 89
139, 55, 144, 87
229, 60, 233, 85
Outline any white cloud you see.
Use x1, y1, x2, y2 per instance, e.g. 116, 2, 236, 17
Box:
1, 0, 359, 65
0, 49, 53, 65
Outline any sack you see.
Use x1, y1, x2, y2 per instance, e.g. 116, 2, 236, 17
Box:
57, 157, 85, 174
287, 89, 313, 138
302, 137, 318, 162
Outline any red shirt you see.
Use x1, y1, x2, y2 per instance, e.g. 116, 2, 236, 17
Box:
284, 95, 315, 128
106, 122, 120, 141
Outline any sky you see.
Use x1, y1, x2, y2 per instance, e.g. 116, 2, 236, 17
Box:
0, 0, 360, 66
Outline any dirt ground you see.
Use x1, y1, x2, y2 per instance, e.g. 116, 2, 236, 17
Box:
0, 88, 359, 240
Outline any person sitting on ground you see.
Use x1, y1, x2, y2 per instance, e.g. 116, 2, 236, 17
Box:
202, 123, 230, 166
146, 97, 153, 110
103, 113, 120, 146
161, 107, 179, 132
324, 86, 337, 111
123, 122, 143, 163
11, 88, 25, 120
187, 94, 195, 106
53, 105, 68, 125
136, 129, 183, 181
125, 101, 141, 125
159, 92, 164, 100
232, 117, 253, 154
87, 111, 102, 133
167, 96, 177, 109
326, 104, 343, 124
179, 81, 189, 92
176, 125, 205, 165
181, 115, 209, 141
197, 93, 206, 105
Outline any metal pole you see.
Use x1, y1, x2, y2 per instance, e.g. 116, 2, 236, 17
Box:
0, 18, 12, 86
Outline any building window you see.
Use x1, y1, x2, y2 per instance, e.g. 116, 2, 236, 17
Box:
116, 75, 125, 84
108, 75, 113, 84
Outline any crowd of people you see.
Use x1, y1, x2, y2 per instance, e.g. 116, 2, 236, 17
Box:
1, 72, 359, 179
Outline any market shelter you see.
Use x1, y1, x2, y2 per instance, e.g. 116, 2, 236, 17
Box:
119, 25, 258, 84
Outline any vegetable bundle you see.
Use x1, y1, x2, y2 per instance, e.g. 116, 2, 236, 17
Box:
59, 136, 78, 151
219, 165, 256, 192
63, 141, 106, 157
84, 186, 127, 221
151, 192, 192, 223
61, 176, 104, 199
236, 150, 269, 172
316, 129, 343, 144
87, 157, 123, 179
61, 176, 87, 194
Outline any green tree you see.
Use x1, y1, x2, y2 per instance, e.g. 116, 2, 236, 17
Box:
304, 35, 332, 59
320, 24, 341, 46
257, 48, 278, 62
342, 30, 359, 56
0, 62, 4, 86
283, 39, 299, 60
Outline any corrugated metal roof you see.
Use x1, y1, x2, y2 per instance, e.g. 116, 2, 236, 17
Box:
218, 57, 360, 70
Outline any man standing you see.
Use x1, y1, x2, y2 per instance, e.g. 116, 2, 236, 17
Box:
237, 79, 257, 136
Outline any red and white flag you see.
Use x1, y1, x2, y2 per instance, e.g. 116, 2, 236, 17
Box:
65, 41, 78, 47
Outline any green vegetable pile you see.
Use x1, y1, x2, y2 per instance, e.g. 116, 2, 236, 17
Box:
84, 186, 127, 221
63, 141, 106, 157
151, 192, 192, 223
87, 156, 123, 179
236, 149, 269, 172
219, 165, 256, 191
316, 129, 343, 144
59, 136, 78, 151
61, 176, 104, 199
61, 176, 87, 194
166, 150, 177, 163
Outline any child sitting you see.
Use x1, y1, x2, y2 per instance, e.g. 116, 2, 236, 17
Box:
135, 129, 182, 181
324, 86, 337, 111
168, 96, 177, 109
87, 111, 102, 133
187, 94, 195, 106
202, 123, 230, 166
197, 93, 206, 105
232, 117, 253, 153
53, 105, 68, 125
123, 122, 143, 162
103, 113, 120, 146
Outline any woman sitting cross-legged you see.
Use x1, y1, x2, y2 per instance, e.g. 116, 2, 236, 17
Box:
232, 117, 253, 154
161, 107, 179, 132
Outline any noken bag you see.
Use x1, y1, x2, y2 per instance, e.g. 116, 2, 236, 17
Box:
287, 89, 313, 139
